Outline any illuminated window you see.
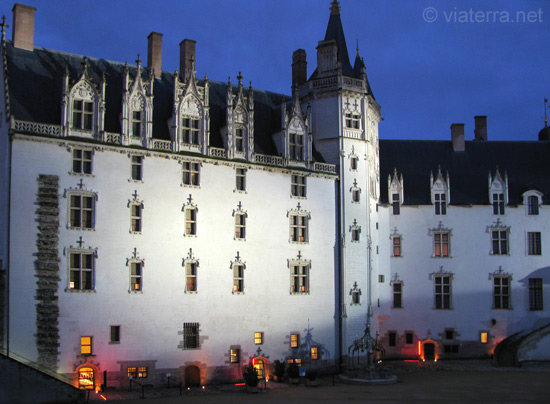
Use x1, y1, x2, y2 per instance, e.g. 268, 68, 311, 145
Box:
186, 262, 197, 292
388, 332, 396, 347
236, 168, 246, 191
130, 262, 142, 291
233, 264, 244, 293
182, 117, 200, 144
434, 193, 446, 215
80, 336, 92, 355
182, 162, 200, 186
72, 149, 92, 174
392, 236, 402, 257
291, 175, 307, 197
434, 232, 450, 257
493, 193, 504, 215
235, 128, 245, 152
434, 275, 452, 309
130, 204, 142, 233
290, 334, 300, 349
311, 346, 319, 360
183, 322, 200, 349
72, 99, 93, 130
185, 207, 197, 236
131, 156, 143, 181
131, 110, 143, 137
254, 332, 263, 345
289, 132, 304, 160
529, 278, 543, 311
69, 252, 94, 290
235, 213, 246, 239
392, 193, 400, 215
491, 230, 508, 255
392, 282, 403, 308
480, 332, 488, 344
493, 276, 511, 309
230, 348, 240, 364
287, 358, 302, 366
78, 367, 94, 389
69, 193, 94, 229
527, 195, 539, 215
128, 366, 148, 378
110, 326, 120, 343
290, 214, 308, 243
291, 264, 309, 293
527, 232, 541, 255
128, 367, 137, 378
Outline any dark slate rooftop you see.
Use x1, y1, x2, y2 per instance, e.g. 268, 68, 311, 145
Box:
379, 139, 550, 206
5, 42, 297, 158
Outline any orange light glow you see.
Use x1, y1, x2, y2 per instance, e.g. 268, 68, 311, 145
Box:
418, 341, 421, 356
100, 394, 107, 401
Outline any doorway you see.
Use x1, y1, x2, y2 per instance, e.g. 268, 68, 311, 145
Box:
78, 367, 94, 390
424, 343, 436, 360
184, 365, 201, 387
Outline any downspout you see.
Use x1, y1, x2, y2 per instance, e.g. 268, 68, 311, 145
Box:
6, 126, 12, 356
338, 133, 347, 371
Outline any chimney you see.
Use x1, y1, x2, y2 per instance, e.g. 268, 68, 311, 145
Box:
147, 32, 163, 79
451, 123, 465, 152
292, 49, 307, 88
179, 39, 196, 81
474, 115, 487, 141
12, 3, 36, 51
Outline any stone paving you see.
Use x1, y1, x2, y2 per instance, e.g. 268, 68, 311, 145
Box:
88, 360, 550, 403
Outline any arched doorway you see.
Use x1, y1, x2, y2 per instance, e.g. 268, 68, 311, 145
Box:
253, 359, 265, 379
184, 365, 201, 387
78, 366, 95, 390
424, 343, 435, 360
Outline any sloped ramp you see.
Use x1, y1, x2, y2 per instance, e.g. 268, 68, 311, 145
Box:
494, 321, 550, 367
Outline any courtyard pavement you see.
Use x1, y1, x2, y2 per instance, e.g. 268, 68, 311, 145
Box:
88, 360, 550, 403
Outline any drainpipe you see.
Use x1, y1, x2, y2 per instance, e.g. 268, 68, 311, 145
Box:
6, 123, 13, 356
338, 103, 347, 372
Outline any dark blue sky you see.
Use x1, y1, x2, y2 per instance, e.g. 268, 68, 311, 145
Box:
6, 0, 550, 141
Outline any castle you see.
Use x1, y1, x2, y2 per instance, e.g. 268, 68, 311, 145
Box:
0, 1, 549, 389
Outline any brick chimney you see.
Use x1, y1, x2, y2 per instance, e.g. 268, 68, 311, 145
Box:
451, 123, 465, 151
12, 3, 36, 51
179, 39, 196, 81
147, 32, 163, 79
292, 49, 307, 88
474, 115, 487, 141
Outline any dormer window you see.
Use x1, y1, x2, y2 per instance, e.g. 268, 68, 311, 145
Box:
392, 193, 400, 215
493, 193, 505, 215
235, 128, 245, 152
435, 193, 446, 215
183, 117, 200, 145
528, 195, 539, 215
289, 132, 304, 160
131, 110, 143, 137
72, 100, 93, 131
489, 169, 508, 216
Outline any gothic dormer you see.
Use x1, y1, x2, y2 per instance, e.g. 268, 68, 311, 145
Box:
170, 58, 210, 154
61, 57, 106, 140
488, 168, 508, 215
222, 73, 255, 160
430, 167, 450, 214
121, 55, 154, 148
388, 168, 404, 214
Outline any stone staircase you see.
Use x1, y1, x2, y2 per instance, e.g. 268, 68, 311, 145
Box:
494, 321, 550, 367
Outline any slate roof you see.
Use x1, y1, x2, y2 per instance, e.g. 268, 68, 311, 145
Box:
5, 42, 295, 158
379, 139, 550, 206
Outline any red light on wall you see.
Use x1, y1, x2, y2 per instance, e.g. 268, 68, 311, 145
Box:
418, 341, 422, 356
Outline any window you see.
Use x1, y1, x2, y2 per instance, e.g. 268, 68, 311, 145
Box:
388, 332, 396, 347
131, 156, 143, 181
378, 274, 385, 283
351, 289, 360, 304
183, 322, 200, 349
185, 207, 197, 236
128, 367, 148, 378
527, 195, 539, 215
392, 236, 402, 257
480, 332, 488, 344
434, 275, 452, 309
235, 213, 246, 239
73, 100, 93, 130
183, 117, 200, 144
290, 333, 300, 348
527, 232, 541, 255
80, 336, 92, 355
110, 326, 120, 343
311, 346, 319, 360
291, 264, 309, 293
405, 332, 413, 344
392, 193, 400, 215
236, 168, 246, 191
352, 188, 360, 203
529, 278, 543, 310
72, 149, 92, 174
444, 345, 459, 353
130, 204, 142, 233
131, 110, 143, 137
493, 276, 511, 309
130, 262, 142, 291
289, 132, 304, 160
392, 282, 402, 308
69, 193, 94, 229
233, 264, 244, 292
291, 175, 306, 197
351, 227, 360, 242
182, 162, 200, 186
186, 262, 197, 292
345, 113, 360, 129
254, 332, 263, 345
350, 156, 358, 170
493, 193, 505, 215
434, 193, 446, 215
230, 348, 240, 364
69, 252, 94, 290
434, 232, 450, 257
290, 214, 308, 243
445, 329, 455, 340
491, 230, 508, 255
235, 128, 245, 152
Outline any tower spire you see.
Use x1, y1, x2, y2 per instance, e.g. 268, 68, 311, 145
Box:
330, 0, 340, 15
